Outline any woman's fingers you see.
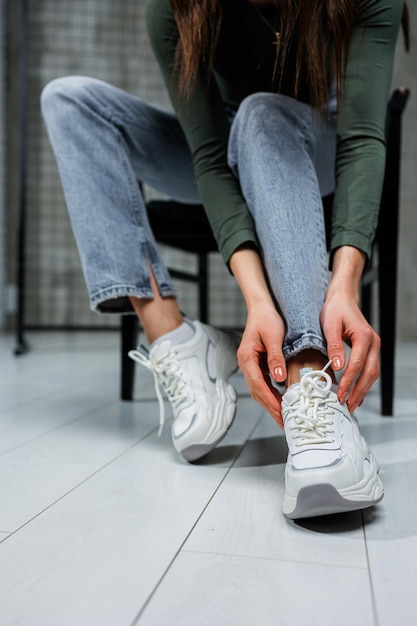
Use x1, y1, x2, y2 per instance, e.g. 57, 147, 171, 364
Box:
322, 294, 381, 408
237, 309, 286, 426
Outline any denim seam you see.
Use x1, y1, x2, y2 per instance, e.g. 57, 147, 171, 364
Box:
90, 284, 176, 304
111, 124, 176, 296
283, 334, 327, 360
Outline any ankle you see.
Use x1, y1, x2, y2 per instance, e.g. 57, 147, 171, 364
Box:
129, 296, 184, 344
150, 317, 195, 348
286, 350, 336, 388
145, 315, 184, 345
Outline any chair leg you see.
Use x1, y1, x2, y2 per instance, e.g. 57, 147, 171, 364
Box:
376, 93, 406, 417
378, 258, 396, 416
378, 218, 398, 416
120, 315, 138, 401
198, 252, 209, 324
361, 282, 373, 324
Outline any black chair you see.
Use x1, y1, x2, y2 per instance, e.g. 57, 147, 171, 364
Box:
121, 88, 410, 414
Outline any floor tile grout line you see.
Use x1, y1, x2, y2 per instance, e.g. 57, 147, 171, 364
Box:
362, 511, 381, 626
130, 409, 266, 625
180, 546, 370, 570
0, 397, 120, 457
0, 427, 160, 543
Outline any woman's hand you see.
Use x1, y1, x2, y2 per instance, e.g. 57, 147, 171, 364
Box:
321, 294, 380, 411
238, 305, 286, 427
229, 246, 287, 426
322, 246, 381, 412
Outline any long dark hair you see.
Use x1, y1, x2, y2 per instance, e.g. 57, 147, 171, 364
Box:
170, 0, 410, 109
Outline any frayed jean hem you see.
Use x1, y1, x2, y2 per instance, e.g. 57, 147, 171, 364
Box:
90, 284, 177, 315
283, 334, 327, 360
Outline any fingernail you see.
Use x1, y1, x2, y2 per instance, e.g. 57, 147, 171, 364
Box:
274, 367, 284, 380
340, 392, 348, 404
350, 402, 358, 413
333, 357, 341, 370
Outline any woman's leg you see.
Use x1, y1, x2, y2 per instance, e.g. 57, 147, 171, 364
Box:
41, 75, 200, 335
228, 94, 384, 519
228, 92, 336, 380
41, 76, 238, 462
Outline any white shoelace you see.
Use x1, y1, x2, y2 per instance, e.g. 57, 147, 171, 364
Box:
128, 346, 192, 436
287, 360, 336, 447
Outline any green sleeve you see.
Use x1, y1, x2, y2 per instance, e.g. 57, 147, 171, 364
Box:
145, 0, 257, 265
331, 0, 403, 260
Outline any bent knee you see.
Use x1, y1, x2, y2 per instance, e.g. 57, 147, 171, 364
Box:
234, 92, 311, 134
40, 75, 97, 120
236, 92, 276, 123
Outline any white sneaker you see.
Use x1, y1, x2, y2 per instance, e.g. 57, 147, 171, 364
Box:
128, 321, 239, 462
282, 362, 384, 519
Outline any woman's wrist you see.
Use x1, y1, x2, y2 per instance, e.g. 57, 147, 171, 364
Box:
327, 245, 366, 301
229, 246, 276, 310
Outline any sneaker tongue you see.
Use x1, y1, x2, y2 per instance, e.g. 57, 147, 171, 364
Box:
299, 366, 328, 390
283, 368, 329, 407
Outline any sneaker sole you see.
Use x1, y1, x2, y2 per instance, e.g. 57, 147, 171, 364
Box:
178, 382, 238, 462
283, 467, 384, 520
180, 406, 237, 462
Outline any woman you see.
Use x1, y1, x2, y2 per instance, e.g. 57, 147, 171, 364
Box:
41, 0, 408, 518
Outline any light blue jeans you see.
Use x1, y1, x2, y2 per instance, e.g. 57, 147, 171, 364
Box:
41, 76, 336, 359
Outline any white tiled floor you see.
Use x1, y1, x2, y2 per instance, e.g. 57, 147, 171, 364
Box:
1, 331, 416, 625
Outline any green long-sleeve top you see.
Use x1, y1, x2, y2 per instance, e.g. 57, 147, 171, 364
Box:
146, 0, 402, 265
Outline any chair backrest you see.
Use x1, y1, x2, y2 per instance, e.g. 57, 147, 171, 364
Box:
376, 87, 410, 245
